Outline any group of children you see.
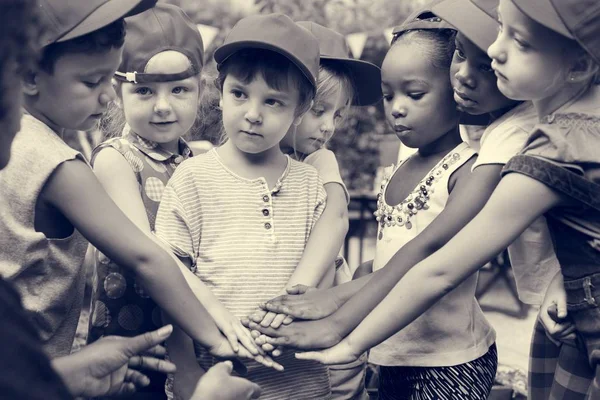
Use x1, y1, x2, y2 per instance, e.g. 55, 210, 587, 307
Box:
1, 0, 600, 399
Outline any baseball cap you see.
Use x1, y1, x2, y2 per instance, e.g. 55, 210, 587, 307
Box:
114, 3, 204, 84
214, 13, 319, 90
432, 0, 498, 51
37, 0, 157, 47
296, 21, 382, 106
392, 0, 455, 42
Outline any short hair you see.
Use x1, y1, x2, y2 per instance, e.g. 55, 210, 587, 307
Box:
215, 48, 315, 116
392, 28, 456, 71
0, 0, 38, 120
39, 18, 126, 73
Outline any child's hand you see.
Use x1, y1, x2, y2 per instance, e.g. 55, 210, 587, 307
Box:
295, 339, 361, 365
194, 361, 262, 399
211, 307, 263, 357
538, 272, 576, 345
261, 285, 341, 320
243, 318, 342, 350
250, 308, 293, 329
206, 336, 284, 372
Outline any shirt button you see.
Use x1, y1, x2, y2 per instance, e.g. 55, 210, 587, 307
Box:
262, 195, 269, 202
264, 222, 272, 230
174, 155, 184, 164
262, 209, 270, 216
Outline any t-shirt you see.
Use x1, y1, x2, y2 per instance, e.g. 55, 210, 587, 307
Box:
155, 149, 331, 399
0, 113, 88, 357
463, 102, 560, 305
0, 277, 74, 399
304, 148, 349, 203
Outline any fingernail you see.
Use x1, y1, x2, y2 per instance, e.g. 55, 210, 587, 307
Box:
158, 325, 173, 337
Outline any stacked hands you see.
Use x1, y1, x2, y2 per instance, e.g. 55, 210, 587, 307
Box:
210, 284, 361, 369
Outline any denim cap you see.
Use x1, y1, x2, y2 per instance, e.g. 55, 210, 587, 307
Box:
37, 0, 157, 47
432, 0, 498, 51
296, 21, 382, 106
114, 3, 204, 84
392, 0, 455, 43
214, 13, 319, 90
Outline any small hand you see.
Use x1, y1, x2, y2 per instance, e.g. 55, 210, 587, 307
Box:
295, 339, 361, 365
207, 336, 284, 371
58, 325, 177, 397
261, 285, 341, 320
242, 318, 341, 350
539, 272, 576, 345
210, 303, 263, 357
194, 361, 262, 399
250, 308, 293, 329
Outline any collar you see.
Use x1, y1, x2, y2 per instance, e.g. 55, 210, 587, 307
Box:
123, 125, 192, 162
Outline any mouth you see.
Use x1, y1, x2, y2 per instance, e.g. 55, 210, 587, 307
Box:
90, 113, 104, 119
151, 121, 176, 125
453, 89, 478, 109
241, 130, 263, 138
393, 124, 411, 134
309, 137, 326, 147
491, 64, 508, 81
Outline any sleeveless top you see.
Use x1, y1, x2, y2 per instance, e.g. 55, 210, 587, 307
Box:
0, 114, 88, 357
88, 131, 192, 341
369, 142, 496, 367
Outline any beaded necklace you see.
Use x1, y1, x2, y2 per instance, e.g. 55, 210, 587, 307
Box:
374, 150, 461, 240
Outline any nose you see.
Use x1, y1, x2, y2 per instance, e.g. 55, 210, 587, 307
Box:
154, 93, 172, 116
245, 102, 262, 124
487, 33, 506, 64
455, 63, 476, 89
320, 119, 334, 138
99, 81, 116, 106
391, 98, 407, 119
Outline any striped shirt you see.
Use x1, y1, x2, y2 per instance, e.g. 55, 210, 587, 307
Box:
155, 148, 331, 399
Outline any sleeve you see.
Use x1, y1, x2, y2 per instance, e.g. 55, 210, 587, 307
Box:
472, 123, 529, 170
154, 164, 201, 264
311, 174, 328, 231
304, 149, 350, 203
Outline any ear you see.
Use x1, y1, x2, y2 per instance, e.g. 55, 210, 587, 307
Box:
218, 95, 223, 110
21, 69, 39, 96
567, 51, 599, 83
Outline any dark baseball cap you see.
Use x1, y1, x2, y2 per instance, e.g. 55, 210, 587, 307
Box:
214, 13, 319, 90
392, 0, 455, 42
114, 3, 204, 84
296, 21, 382, 106
37, 0, 157, 47
432, 0, 498, 51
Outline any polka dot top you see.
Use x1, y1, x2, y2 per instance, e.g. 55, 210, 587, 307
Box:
87, 130, 192, 343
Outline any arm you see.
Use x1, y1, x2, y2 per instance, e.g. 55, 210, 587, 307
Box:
298, 172, 564, 363
286, 182, 348, 288
42, 157, 224, 351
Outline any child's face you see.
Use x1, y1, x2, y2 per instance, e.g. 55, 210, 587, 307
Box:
282, 86, 348, 155
120, 51, 200, 146
450, 32, 517, 115
33, 46, 122, 132
381, 40, 459, 149
220, 73, 303, 155
487, 0, 573, 102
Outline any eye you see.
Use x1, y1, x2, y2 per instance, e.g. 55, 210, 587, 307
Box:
382, 93, 393, 102
172, 86, 188, 94
83, 79, 101, 88
408, 92, 425, 100
480, 63, 494, 73
135, 87, 152, 96
231, 89, 246, 99
265, 98, 283, 107
312, 107, 325, 117
454, 48, 466, 61
514, 37, 530, 50
334, 112, 344, 125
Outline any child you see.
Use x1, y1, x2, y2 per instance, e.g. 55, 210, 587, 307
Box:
0, 0, 263, 366
298, 0, 600, 397
87, 4, 230, 399
154, 13, 332, 399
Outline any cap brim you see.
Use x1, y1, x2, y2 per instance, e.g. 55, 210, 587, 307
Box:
58, 0, 158, 42
320, 56, 382, 106
214, 41, 317, 89
509, 0, 573, 39
433, 0, 498, 51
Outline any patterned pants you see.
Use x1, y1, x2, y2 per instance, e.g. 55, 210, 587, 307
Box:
529, 319, 594, 399
377, 344, 497, 400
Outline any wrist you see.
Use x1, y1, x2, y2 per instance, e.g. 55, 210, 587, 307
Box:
51, 356, 81, 396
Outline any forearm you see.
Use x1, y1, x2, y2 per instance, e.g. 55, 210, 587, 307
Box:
287, 212, 348, 288
133, 249, 223, 348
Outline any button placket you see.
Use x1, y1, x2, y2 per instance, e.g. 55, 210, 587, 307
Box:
259, 180, 275, 239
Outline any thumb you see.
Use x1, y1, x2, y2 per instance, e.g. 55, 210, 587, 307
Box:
295, 350, 324, 363
123, 325, 173, 356
556, 299, 568, 319
212, 361, 234, 375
